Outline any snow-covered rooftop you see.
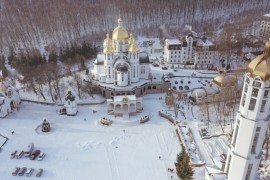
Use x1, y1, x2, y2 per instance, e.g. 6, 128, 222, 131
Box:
113, 95, 136, 101
196, 39, 214, 47
166, 39, 181, 45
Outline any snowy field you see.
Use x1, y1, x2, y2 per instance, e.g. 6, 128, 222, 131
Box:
0, 94, 185, 180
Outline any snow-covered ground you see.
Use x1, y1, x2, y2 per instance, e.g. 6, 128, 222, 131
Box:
0, 94, 188, 180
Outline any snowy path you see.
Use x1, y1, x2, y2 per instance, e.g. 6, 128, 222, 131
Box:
188, 123, 214, 166
105, 145, 120, 180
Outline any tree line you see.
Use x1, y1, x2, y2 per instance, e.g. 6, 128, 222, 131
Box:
6, 41, 97, 102
1, 0, 269, 53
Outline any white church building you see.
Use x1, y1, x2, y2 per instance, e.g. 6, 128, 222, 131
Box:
91, 18, 150, 87
224, 39, 270, 180
0, 77, 20, 118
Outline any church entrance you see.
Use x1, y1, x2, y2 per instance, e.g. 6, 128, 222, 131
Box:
122, 104, 129, 119
10, 101, 15, 111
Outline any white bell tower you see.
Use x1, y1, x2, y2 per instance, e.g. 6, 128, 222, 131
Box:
225, 39, 270, 180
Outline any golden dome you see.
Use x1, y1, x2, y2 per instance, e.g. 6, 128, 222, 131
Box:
103, 33, 114, 54
103, 44, 114, 54
128, 33, 134, 44
128, 39, 140, 53
213, 74, 237, 87
247, 38, 270, 81
112, 18, 129, 41
103, 33, 113, 47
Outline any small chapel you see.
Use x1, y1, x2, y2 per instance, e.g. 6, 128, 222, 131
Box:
0, 75, 20, 118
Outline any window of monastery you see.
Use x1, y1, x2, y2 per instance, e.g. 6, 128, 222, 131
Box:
245, 164, 253, 180
264, 90, 269, 98
252, 88, 259, 97
244, 85, 248, 93
248, 98, 256, 111
260, 100, 267, 112
256, 127, 261, 132
241, 94, 246, 107
246, 77, 250, 84
251, 133, 259, 154
253, 81, 261, 88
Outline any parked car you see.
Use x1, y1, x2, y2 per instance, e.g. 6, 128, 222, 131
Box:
30, 150, 40, 160
10, 150, 17, 159
18, 167, 27, 176
37, 152, 45, 161
151, 62, 159, 67
36, 168, 43, 177
161, 66, 168, 70
25, 168, 34, 177
16, 150, 24, 159
12, 167, 20, 176
24, 142, 34, 157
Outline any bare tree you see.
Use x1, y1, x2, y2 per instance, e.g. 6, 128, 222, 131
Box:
71, 73, 83, 99
199, 98, 210, 128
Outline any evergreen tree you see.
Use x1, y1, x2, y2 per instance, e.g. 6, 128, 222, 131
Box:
175, 149, 194, 180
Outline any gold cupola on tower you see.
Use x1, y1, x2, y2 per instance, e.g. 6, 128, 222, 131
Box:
103, 33, 113, 47
247, 38, 270, 81
103, 34, 114, 54
128, 33, 134, 44
129, 38, 140, 53
112, 18, 129, 41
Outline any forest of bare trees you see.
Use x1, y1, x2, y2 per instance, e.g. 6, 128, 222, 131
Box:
1, 0, 270, 53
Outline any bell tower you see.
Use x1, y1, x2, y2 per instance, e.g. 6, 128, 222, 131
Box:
225, 39, 270, 180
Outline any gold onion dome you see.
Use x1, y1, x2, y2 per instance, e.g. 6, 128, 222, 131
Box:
213, 72, 237, 87
128, 33, 134, 44
129, 39, 140, 53
112, 18, 129, 41
103, 44, 114, 54
103, 33, 113, 47
247, 38, 270, 81
103, 34, 114, 54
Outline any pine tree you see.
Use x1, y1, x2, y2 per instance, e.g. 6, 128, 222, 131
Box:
175, 149, 194, 180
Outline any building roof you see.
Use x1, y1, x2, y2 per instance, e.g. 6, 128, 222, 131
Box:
213, 73, 237, 87
247, 38, 270, 81
112, 18, 129, 41
196, 38, 214, 47
264, 13, 270, 18
139, 52, 150, 64
114, 95, 136, 102
166, 39, 181, 45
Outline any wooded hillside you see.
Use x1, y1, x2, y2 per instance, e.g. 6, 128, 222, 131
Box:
1, 0, 269, 52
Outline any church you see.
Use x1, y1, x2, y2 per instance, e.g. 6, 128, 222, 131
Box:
0, 76, 20, 118
91, 18, 150, 87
